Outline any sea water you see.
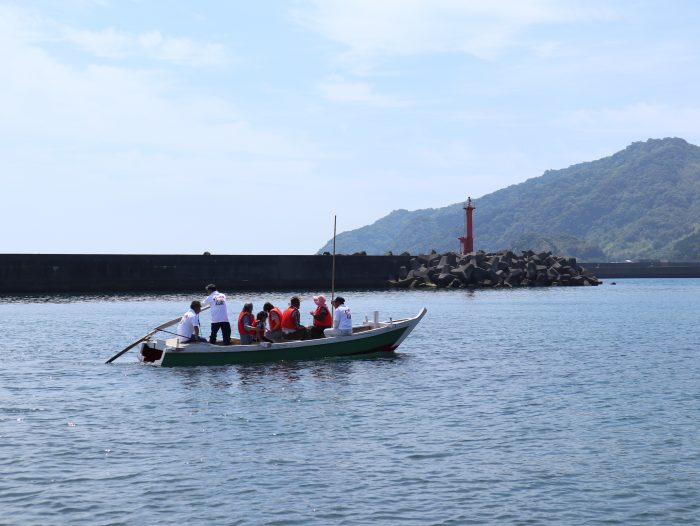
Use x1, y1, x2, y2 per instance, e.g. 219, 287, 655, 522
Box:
0, 279, 699, 525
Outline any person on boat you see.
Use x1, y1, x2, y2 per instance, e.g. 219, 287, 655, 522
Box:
263, 302, 284, 342
281, 296, 308, 340
255, 311, 271, 343
202, 283, 231, 345
324, 296, 353, 337
238, 303, 257, 345
176, 300, 207, 343
308, 294, 332, 339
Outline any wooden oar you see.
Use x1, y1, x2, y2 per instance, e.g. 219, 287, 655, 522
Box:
105, 305, 210, 364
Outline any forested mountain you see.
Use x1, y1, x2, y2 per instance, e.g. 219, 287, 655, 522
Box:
318, 138, 700, 261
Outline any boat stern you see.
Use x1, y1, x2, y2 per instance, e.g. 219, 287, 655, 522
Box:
139, 339, 168, 365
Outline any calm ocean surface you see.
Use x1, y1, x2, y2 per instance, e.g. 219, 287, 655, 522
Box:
1, 279, 699, 525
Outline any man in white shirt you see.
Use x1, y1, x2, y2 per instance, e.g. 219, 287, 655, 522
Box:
176, 301, 206, 343
324, 296, 353, 337
202, 283, 231, 345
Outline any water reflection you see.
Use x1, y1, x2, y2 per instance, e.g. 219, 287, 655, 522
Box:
170, 367, 225, 389
164, 353, 408, 389
236, 353, 408, 386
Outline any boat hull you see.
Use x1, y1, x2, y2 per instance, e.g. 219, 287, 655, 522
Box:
139, 308, 426, 367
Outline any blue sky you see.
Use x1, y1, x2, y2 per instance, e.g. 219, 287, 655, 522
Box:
2, 0, 699, 254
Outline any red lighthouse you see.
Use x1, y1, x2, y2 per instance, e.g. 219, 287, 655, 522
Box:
458, 197, 475, 254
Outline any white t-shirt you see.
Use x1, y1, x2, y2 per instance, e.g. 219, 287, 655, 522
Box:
334, 305, 352, 331
176, 309, 200, 342
202, 291, 229, 323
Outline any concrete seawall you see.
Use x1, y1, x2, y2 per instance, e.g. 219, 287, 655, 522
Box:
0, 254, 698, 293
0, 254, 409, 293
581, 261, 700, 279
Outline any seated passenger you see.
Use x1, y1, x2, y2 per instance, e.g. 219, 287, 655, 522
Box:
281, 296, 308, 340
237, 303, 257, 345
263, 302, 284, 342
324, 296, 353, 337
176, 300, 207, 343
308, 294, 332, 339
255, 311, 270, 343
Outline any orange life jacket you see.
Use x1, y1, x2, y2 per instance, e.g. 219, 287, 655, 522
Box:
312, 306, 332, 328
268, 307, 283, 331
281, 306, 299, 330
237, 311, 257, 336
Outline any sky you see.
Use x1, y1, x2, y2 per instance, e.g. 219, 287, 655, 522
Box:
2, 0, 700, 255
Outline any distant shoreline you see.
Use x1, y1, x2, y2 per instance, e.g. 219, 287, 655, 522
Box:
0, 254, 699, 293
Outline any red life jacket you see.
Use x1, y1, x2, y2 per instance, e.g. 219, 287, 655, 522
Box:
312, 306, 332, 328
281, 306, 298, 330
268, 307, 283, 331
237, 311, 257, 336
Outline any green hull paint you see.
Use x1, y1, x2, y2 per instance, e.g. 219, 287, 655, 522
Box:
160, 327, 408, 367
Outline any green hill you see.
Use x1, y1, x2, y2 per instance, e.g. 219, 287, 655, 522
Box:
318, 138, 700, 261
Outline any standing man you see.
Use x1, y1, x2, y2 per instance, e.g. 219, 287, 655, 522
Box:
176, 300, 207, 343
324, 296, 353, 337
281, 296, 308, 340
202, 283, 231, 345
263, 302, 284, 342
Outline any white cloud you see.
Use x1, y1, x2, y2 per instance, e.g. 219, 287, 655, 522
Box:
0, 4, 330, 254
63, 27, 129, 58
318, 76, 414, 107
0, 5, 302, 156
297, 0, 611, 63
63, 28, 229, 67
0, 4, 228, 68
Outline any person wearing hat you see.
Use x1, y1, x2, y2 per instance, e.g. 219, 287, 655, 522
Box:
324, 296, 353, 337
202, 283, 231, 345
308, 294, 332, 339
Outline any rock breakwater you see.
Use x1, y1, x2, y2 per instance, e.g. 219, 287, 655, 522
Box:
389, 250, 601, 288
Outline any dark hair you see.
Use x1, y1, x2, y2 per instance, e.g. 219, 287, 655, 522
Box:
190, 300, 202, 310
256, 311, 268, 322
334, 296, 345, 305
243, 302, 253, 313
206, 283, 216, 292
263, 302, 274, 311
290, 296, 300, 307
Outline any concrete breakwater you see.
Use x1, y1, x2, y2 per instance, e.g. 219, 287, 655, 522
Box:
390, 250, 601, 288
0, 254, 406, 293
0, 254, 698, 293
582, 261, 700, 278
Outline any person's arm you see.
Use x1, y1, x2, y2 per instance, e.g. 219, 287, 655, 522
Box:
312, 306, 327, 321
333, 308, 340, 329
293, 309, 303, 329
191, 314, 200, 338
202, 292, 213, 307
243, 314, 256, 331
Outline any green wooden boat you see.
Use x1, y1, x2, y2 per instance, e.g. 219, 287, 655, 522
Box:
137, 308, 427, 367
